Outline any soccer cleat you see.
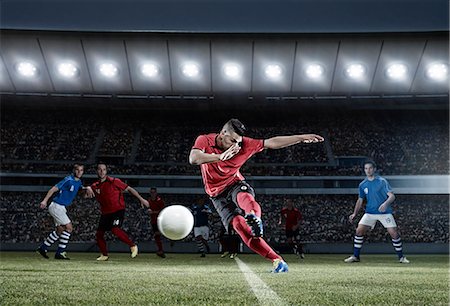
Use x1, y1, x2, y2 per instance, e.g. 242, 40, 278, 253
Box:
200, 253, 206, 258
300, 253, 305, 259
244, 213, 263, 237
156, 251, 166, 258
55, 252, 70, 260
272, 259, 289, 273
229, 253, 238, 259
344, 255, 360, 263
220, 251, 230, 258
399, 256, 410, 264
36, 247, 49, 259
96, 255, 109, 261
130, 245, 138, 258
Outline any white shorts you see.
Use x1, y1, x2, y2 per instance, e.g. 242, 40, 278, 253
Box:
194, 226, 209, 240
48, 202, 71, 226
359, 213, 397, 229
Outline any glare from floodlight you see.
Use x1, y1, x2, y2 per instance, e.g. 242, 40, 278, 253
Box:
16, 61, 38, 77
99, 63, 119, 78
141, 63, 160, 78
344, 63, 366, 80
426, 62, 448, 81
58, 62, 79, 78
305, 64, 325, 80
181, 62, 200, 78
264, 64, 283, 80
385, 63, 408, 80
223, 63, 242, 79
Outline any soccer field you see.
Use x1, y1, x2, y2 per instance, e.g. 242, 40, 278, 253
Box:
0, 252, 448, 305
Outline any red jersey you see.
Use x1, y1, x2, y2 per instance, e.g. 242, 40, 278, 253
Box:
91, 176, 128, 215
281, 207, 302, 230
192, 134, 264, 197
148, 196, 165, 224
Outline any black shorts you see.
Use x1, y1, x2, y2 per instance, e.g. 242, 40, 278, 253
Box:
286, 229, 300, 239
210, 181, 255, 231
98, 210, 125, 231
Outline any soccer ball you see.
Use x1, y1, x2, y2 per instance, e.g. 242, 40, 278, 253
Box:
157, 205, 194, 240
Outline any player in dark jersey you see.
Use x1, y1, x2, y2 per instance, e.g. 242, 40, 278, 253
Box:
36, 164, 87, 260
148, 187, 166, 258
279, 199, 305, 259
87, 163, 149, 261
189, 118, 323, 273
190, 197, 212, 257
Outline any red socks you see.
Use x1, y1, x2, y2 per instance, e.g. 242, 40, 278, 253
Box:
237, 192, 261, 217
231, 215, 281, 262
154, 232, 163, 252
96, 230, 108, 256
111, 227, 135, 247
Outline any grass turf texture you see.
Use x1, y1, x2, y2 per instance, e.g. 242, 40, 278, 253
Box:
0, 252, 448, 305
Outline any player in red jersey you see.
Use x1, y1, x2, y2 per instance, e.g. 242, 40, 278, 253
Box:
189, 118, 323, 273
279, 198, 305, 259
148, 187, 166, 258
87, 163, 149, 261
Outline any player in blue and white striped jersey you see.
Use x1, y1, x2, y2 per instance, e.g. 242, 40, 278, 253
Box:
36, 164, 90, 260
344, 160, 410, 264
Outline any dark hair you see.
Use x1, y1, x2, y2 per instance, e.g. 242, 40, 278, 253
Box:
97, 162, 108, 169
72, 164, 84, 172
363, 160, 377, 168
150, 187, 157, 192
226, 118, 246, 136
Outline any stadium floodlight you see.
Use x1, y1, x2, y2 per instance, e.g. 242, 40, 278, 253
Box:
344, 63, 366, 80
16, 61, 38, 77
141, 63, 160, 78
264, 64, 283, 80
426, 62, 448, 81
305, 64, 325, 80
223, 63, 242, 80
99, 63, 119, 78
57, 62, 79, 78
385, 63, 408, 80
181, 62, 200, 78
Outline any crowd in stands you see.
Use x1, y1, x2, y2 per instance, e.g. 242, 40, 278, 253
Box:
1, 109, 448, 175
1, 192, 448, 245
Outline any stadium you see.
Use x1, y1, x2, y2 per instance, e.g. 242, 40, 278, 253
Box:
1, 1, 449, 305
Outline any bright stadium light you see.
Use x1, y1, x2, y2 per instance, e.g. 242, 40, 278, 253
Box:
57, 62, 79, 78
305, 64, 325, 80
264, 64, 283, 80
16, 61, 38, 77
223, 63, 242, 80
181, 62, 200, 78
385, 63, 408, 80
99, 63, 119, 78
426, 62, 448, 81
141, 63, 160, 78
344, 63, 366, 80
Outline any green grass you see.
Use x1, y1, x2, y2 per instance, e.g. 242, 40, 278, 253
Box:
0, 252, 448, 305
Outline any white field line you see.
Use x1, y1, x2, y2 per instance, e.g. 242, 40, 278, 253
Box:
235, 257, 287, 306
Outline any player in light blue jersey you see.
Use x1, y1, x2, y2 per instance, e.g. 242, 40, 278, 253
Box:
344, 161, 409, 264
36, 164, 89, 260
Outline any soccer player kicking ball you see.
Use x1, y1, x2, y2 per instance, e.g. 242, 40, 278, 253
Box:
87, 163, 149, 261
37, 164, 88, 260
344, 160, 410, 264
189, 119, 324, 273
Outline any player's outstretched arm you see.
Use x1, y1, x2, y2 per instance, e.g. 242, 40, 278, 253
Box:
189, 144, 240, 165
264, 134, 324, 150
125, 186, 149, 208
349, 198, 364, 223
40, 186, 59, 209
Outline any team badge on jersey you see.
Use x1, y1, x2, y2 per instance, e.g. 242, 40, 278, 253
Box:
240, 185, 248, 191
364, 187, 369, 194
70, 185, 74, 192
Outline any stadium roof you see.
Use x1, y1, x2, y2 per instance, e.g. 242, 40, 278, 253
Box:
0, 1, 448, 100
